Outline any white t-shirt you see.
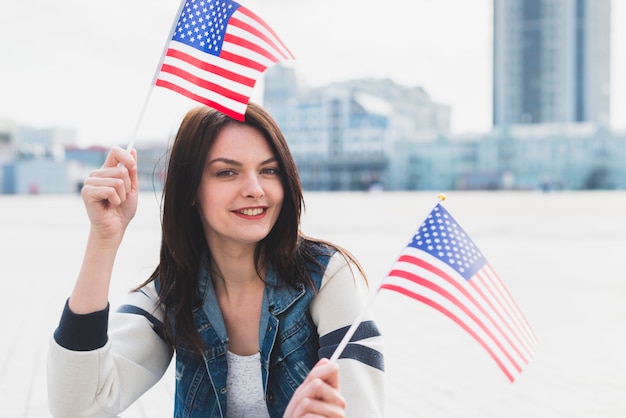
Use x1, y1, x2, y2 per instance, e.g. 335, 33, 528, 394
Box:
226, 351, 270, 418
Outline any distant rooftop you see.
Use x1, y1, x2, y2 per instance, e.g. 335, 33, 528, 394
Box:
353, 93, 394, 117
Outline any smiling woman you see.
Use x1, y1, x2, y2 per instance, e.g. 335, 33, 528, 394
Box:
46, 102, 386, 418
196, 124, 285, 252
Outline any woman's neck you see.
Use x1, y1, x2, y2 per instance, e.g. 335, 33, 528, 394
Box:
208, 244, 264, 299
208, 244, 266, 356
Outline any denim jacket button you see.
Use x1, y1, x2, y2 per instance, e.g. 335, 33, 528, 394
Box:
220, 387, 227, 394
266, 391, 275, 404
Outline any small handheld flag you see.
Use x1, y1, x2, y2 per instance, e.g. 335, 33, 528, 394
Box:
126, 0, 294, 150
155, 0, 295, 121
330, 197, 538, 382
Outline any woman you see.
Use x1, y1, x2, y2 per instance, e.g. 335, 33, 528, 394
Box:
48, 103, 385, 417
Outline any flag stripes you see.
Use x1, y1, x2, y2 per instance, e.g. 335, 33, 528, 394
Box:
380, 231, 537, 382
155, 0, 294, 120
470, 265, 539, 354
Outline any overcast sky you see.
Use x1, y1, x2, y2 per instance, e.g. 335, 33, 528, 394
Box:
0, 0, 624, 146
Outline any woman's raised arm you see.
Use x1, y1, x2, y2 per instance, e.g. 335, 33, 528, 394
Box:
69, 146, 139, 314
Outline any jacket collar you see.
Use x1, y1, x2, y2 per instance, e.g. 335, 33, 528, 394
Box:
196, 252, 308, 339
263, 264, 307, 315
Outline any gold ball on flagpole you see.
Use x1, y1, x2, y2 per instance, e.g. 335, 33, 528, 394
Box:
437, 193, 447, 202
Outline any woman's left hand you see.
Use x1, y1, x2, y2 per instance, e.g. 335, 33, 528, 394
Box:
283, 358, 346, 418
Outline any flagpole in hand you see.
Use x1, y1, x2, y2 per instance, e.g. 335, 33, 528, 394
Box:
329, 194, 448, 363
126, 0, 187, 151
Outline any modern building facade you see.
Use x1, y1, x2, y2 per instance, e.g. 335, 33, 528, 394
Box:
493, 0, 611, 126
0, 121, 168, 194
262, 64, 626, 191
388, 123, 626, 191
263, 65, 451, 190
0, 125, 75, 194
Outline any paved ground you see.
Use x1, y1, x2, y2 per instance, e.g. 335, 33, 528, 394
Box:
1, 191, 625, 417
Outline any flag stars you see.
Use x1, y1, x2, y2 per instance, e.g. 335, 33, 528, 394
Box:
410, 205, 487, 278
172, 0, 238, 53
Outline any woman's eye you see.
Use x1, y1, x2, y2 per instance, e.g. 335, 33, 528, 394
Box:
216, 169, 236, 177
261, 167, 279, 175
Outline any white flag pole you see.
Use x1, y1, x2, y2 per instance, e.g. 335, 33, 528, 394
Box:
328, 193, 447, 363
328, 288, 380, 363
126, 0, 187, 151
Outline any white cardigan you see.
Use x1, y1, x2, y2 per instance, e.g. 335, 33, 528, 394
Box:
48, 253, 386, 417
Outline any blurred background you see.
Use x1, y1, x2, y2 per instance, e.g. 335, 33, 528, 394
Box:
1, 1, 626, 417
0, 0, 625, 194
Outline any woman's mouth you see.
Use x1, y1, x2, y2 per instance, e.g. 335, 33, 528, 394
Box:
237, 208, 265, 216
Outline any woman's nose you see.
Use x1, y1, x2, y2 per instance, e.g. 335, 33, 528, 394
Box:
242, 173, 264, 198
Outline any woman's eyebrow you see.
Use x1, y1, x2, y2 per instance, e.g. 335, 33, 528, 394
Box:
207, 157, 240, 166
206, 156, 278, 166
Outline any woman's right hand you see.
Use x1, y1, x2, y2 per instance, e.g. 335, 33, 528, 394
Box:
81, 146, 138, 242
68, 146, 139, 314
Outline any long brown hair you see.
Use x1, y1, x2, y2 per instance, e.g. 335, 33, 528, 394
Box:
143, 103, 366, 352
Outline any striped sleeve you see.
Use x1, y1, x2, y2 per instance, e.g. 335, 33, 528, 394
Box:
310, 252, 386, 418
47, 282, 173, 417
116, 282, 167, 341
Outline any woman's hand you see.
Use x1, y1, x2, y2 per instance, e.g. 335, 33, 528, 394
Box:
68, 146, 139, 314
81, 146, 138, 242
283, 359, 346, 418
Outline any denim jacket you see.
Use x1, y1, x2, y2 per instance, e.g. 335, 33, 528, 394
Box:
170, 246, 332, 418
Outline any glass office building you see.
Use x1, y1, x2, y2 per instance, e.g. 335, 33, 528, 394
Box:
493, 0, 611, 126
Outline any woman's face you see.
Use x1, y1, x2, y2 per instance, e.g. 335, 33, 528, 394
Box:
196, 123, 284, 251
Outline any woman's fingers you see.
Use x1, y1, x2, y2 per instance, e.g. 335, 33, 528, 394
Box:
97, 147, 137, 191
102, 146, 137, 170
83, 147, 137, 201
306, 359, 340, 390
292, 378, 346, 417
82, 178, 127, 207
84, 166, 132, 204
80, 147, 139, 236
284, 359, 346, 418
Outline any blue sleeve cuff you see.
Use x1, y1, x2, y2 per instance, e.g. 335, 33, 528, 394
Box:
53, 299, 109, 351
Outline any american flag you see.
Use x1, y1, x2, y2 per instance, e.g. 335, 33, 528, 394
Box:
155, 0, 295, 121
380, 203, 538, 382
